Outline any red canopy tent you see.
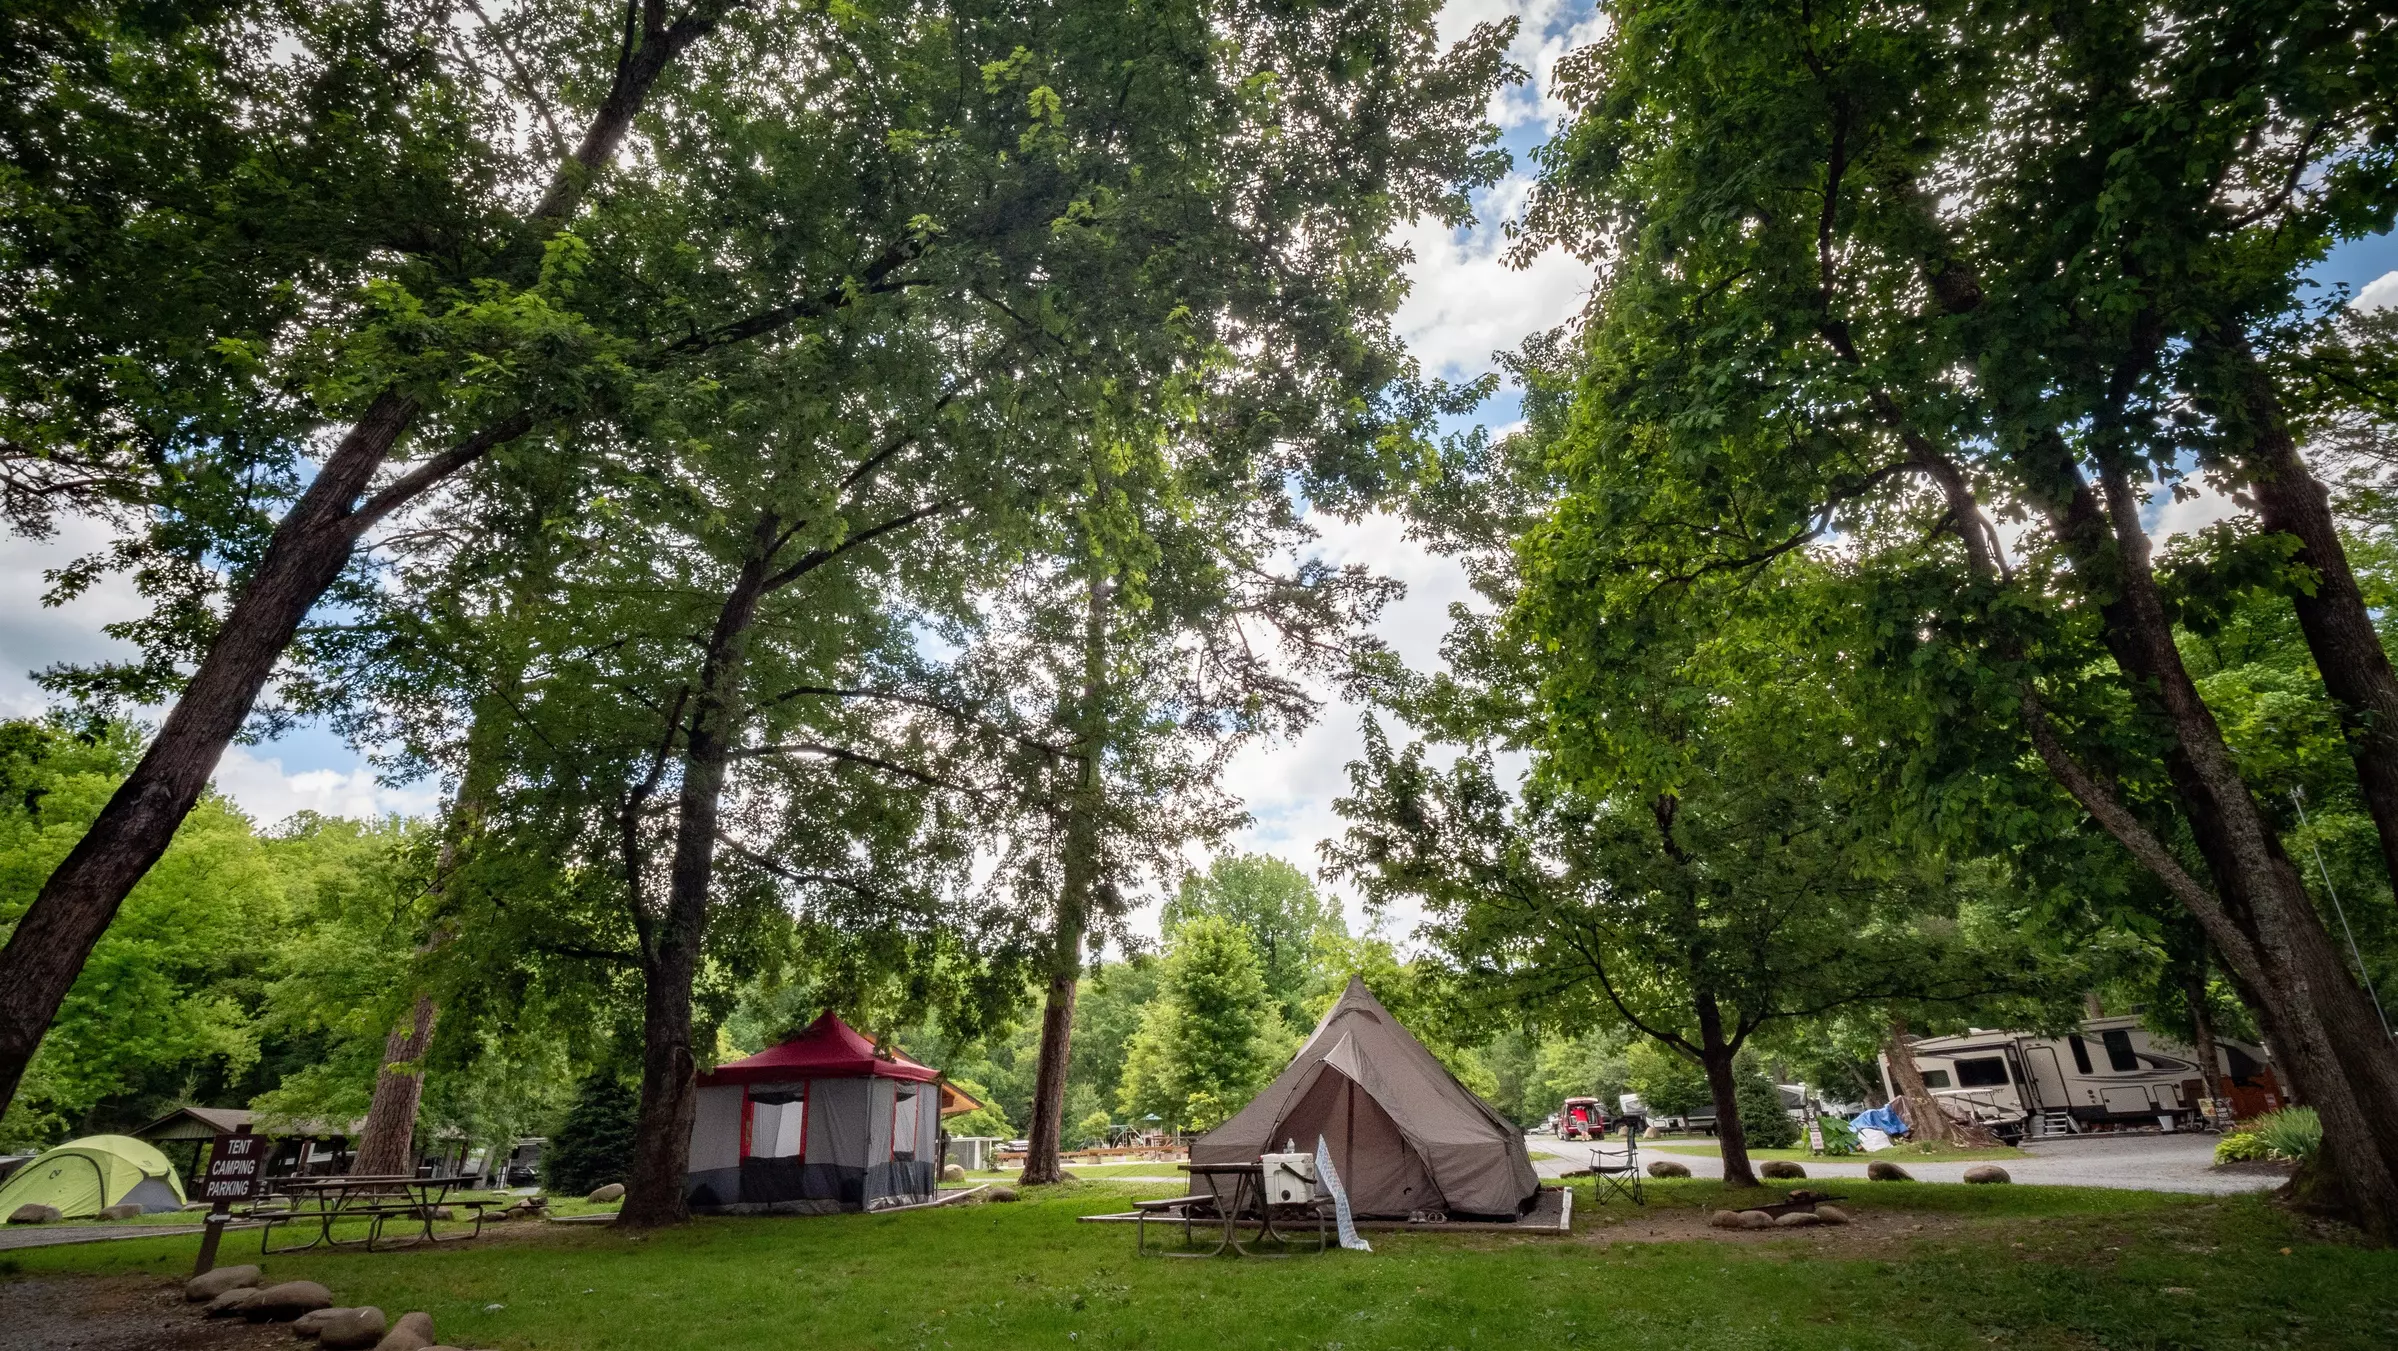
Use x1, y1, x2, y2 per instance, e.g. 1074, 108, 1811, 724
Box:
701, 1013, 940, 1085
686, 1013, 979, 1214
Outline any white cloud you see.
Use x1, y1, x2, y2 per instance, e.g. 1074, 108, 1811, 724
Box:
2354, 269, 2398, 311
0, 519, 150, 720
1394, 197, 1591, 381
2145, 481, 2246, 545
209, 746, 440, 831
1196, 511, 1489, 943
1, 520, 434, 829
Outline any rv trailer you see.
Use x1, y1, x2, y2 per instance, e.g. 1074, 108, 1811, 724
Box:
1882, 1016, 2283, 1140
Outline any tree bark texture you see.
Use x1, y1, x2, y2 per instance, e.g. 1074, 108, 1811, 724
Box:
2207, 332, 2398, 895
350, 674, 518, 1175
1882, 1014, 1953, 1146
1695, 995, 1756, 1189
1020, 572, 1112, 1186
1896, 235, 2398, 1235
0, 12, 726, 1126
0, 391, 419, 1113
353, 994, 439, 1176
2184, 967, 2231, 1117
619, 517, 776, 1228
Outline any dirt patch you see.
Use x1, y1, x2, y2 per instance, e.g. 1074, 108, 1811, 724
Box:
1569, 1204, 1983, 1255
0, 1273, 296, 1351
2209, 1159, 2298, 1179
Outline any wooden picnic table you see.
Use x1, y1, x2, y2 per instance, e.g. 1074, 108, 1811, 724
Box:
1135, 1163, 1327, 1257
254, 1175, 492, 1254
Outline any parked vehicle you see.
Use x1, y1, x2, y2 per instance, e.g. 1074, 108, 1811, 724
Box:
1885, 1015, 2282, 1139
1614, 1094, 1649, 1135
499, 1136, 544, 1187
1558, 1097, 1608, 1140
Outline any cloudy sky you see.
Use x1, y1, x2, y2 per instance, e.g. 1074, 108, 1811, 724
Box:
6, 0, 2398, 941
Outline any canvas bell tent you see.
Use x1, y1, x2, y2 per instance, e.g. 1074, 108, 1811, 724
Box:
0, 1135, 187, 1218
685, 1012, 979, 1214
1191, 977, 1540, 1219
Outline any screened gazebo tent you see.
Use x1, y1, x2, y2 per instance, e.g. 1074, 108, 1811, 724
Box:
0, 1135, 187, 1219
684, 1012, 979, 1214
1190, 977, 1541, 1220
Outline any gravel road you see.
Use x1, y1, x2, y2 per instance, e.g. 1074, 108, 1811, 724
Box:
1531, 1130, 2287, 1195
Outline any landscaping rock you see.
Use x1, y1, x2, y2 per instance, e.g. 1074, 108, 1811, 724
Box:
97, 1202, 145, 1220
587, 1183, 624, 1203
204, 1289, 264, 1318
941, 1164, 966, 1182
374, 1311, 436, 1351
1773, 1210, 1820, 1227
1785, 1189, 1828, 1204
188, 1265, 263, 1301
1760, 1161, 1806, 1180
293, 1307, 342, 1337
1708, 1209, 1744, 1229
1866, 1161, 1914, 1181
8, 1203, 60, 1224
1641, 1125, 1663, 1139
244, 1282, 335, 1323
1814, 1205, 1852, 1225
316, 1306, 389, 1350
1646, 1159, 1691, 1178
1963, 1164, 2011, 1185
1737, 1210, 1773, 1229
989, 1186, 1020, 1203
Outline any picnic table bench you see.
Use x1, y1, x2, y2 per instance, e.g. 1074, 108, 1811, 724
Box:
1134, 1162, 1330, 1257
251, 1175, 494, 1254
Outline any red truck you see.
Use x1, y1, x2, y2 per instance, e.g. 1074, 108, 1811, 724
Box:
1558, 1097, 1608, 1141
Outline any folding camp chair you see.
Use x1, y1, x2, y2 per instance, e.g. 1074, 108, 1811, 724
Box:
1589, 1121, 1644, 1205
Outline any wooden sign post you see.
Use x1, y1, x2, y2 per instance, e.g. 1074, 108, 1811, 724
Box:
193, 1124, 267, 1276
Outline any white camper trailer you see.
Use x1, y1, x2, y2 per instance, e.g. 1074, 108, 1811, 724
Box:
1884, 1015, 2284, 1139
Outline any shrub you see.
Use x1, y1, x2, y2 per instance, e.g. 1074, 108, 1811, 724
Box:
1074, 1108, 1114, 1148
1735, 1069, 1798, 1149
2246, 1106, 2321, 1162
543, 1073, 639, 1196
1816, 1115, 1860, 1156
2214, 1132, 2271, 1164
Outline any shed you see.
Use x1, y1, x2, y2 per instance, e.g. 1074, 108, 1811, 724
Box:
685, 1012, 981, 1214
1190, 976, 1541, 1220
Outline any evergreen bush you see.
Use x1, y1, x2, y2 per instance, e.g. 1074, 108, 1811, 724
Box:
543, 1073, 639, 1196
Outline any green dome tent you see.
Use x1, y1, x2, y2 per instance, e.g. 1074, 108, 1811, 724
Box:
0, 1135, 187, 1219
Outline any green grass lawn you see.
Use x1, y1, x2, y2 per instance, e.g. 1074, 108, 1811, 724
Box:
8, 1179, 2391, 1349
1646, 1140, 2030, 1163
965, 1162, 1187, 1180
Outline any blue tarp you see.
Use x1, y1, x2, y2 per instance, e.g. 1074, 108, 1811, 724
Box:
1850, 1104, 1910, 1137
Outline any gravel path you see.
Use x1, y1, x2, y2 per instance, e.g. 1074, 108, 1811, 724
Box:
0, 1221, 254, 1251
1529, 1132, 2287, 1195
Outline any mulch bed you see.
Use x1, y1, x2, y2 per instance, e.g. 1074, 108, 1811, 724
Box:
1, 1274, 293, 1351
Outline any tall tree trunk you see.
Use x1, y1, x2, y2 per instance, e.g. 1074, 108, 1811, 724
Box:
351, 672, 519, 1175
2183, 963, 2231, 1121
618, 518, 776, 1229
0, 12, 731, 1124
0, 392, 419, 1113
1883, 1013, 1953, 1147
1897, 231, 2398, 1233
1695, 995, 1756, 1189
2204, 331, 2398, 891
1021, 572, 1112, 1186
353, 995, 438, 1176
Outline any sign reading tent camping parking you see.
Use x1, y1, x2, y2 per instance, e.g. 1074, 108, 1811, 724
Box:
193, 1125, 265, 1277
203, 1129, 267, 1203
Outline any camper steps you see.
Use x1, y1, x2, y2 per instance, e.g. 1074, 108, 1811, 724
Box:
2028, 1111, 2076, 1138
